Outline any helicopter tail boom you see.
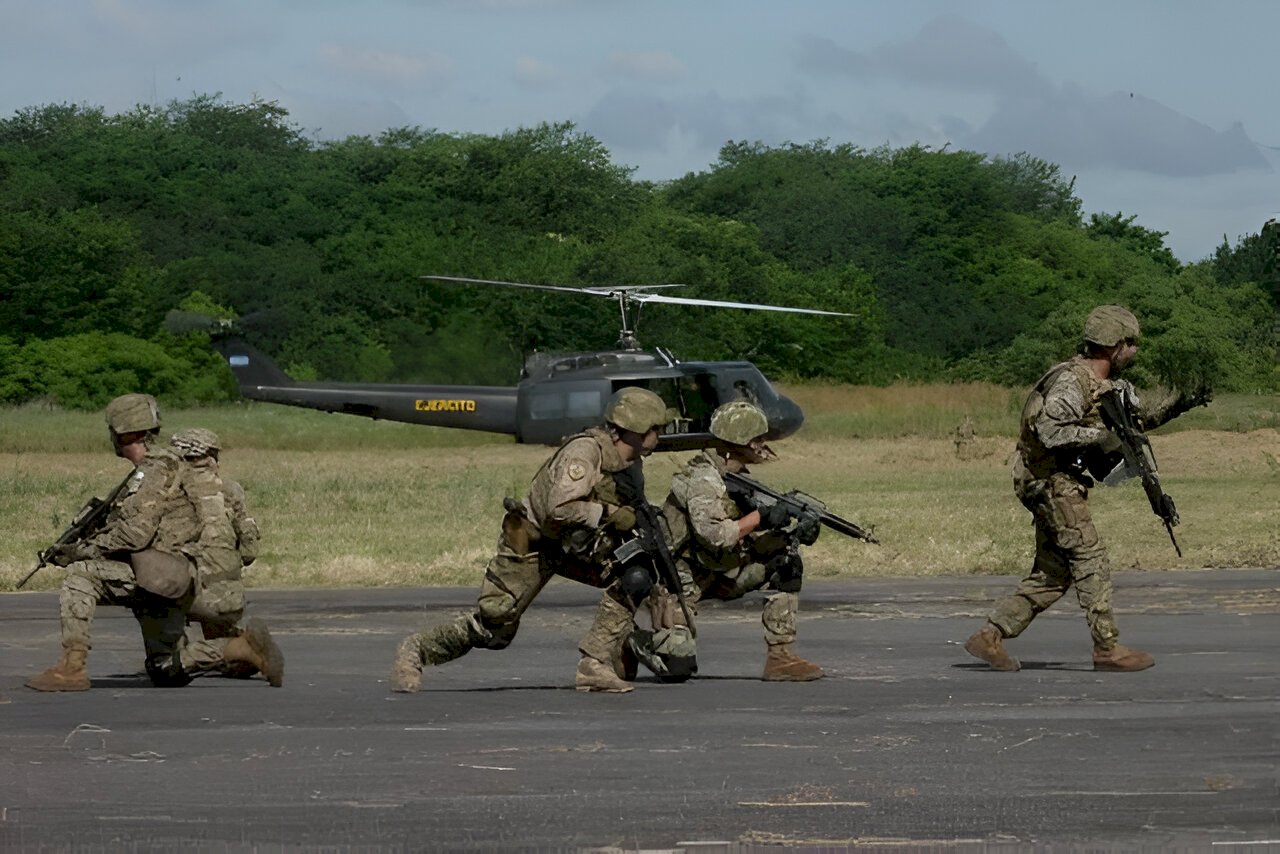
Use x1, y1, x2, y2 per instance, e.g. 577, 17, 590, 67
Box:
214, 338, 520, 434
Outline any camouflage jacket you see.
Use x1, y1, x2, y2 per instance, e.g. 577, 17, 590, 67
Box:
86, 447, 201, 557
660, 449, 757, 576
524, 427, 632, 542
1016, 356, 1186, 487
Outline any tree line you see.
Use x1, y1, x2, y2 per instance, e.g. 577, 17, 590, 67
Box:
0, 95, 1276, 409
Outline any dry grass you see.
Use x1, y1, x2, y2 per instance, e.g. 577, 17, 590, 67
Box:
2, 390, 1277, 591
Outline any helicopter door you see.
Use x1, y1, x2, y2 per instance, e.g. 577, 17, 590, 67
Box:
609, 374, 720, 436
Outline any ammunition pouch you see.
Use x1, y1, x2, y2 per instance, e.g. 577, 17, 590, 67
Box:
129, 549, 194, 599
501, 498, 540, 556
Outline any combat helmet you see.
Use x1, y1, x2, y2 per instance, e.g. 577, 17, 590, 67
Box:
1083, 305, 1140, 347
104, 393, 161, 435
170, 427, 221, 459
604, 387, 669, 433
709, 401, 768, 446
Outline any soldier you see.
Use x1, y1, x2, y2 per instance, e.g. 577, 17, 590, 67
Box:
390, 386, 672, 694
964, 305, 1210, 673
632, 400, 824, 682
24, 394, 277, 691
169, 428, 283, 687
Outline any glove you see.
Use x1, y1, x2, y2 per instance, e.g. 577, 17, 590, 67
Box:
1096, 431, 1123, 456
794, 512, 822, 546
46, 541, 99, 567
757, 501, 791, 531
605, 506, 637, 532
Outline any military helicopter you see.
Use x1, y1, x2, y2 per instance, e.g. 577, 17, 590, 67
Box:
198, 277, 851, 449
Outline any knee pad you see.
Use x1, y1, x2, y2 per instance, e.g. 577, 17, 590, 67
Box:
767, 552, 804, 593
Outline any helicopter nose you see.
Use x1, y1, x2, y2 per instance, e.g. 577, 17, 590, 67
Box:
768, 393, 805, 440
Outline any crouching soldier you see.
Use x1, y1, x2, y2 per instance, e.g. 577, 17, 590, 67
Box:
391, 387, 672, 694
170, 428, 283, 687
632, 401, 825, 683
26, 396, 194, 689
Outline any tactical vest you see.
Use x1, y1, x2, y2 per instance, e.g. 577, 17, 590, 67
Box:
1018, 357, 1104, 480
530, 430, 628, 514
662, 451, 743, 567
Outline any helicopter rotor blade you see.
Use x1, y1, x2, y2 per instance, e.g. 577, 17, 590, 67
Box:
421, 275, 614, 297
631, 293, 853, 317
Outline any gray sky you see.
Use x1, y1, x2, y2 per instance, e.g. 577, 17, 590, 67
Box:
3, 0, 1277, 261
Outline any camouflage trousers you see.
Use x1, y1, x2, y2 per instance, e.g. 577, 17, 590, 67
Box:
181, 582, 248, 676
400, 531, 632, 669
59, 558, 220, 685
694, 560, 799, 645
989, 473, 1119, 649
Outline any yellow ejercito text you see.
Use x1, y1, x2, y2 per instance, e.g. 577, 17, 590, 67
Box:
415, 399, 477, 413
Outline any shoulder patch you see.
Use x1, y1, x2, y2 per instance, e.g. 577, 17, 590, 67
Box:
567, 462, 587, 481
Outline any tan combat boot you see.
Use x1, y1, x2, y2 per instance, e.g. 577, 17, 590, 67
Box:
575, 656, 634, 693
25, 643, 91, 692
1093, 643, 1155, 672
390, 635, 423, 693
762, 643, 824, 682
964, 623, 1020, 672
222, 619, 284, 687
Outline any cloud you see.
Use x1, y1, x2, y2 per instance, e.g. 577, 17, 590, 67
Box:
965, 90, 1268, 178
581, 88, 825, 154
514, 56, 559, 88
606, 50, 686, 81
796, 15, 1270, 178
318, 44, 452, 87
798, 16, 1047, 99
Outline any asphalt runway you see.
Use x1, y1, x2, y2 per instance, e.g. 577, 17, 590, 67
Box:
2, 569, 1278, 852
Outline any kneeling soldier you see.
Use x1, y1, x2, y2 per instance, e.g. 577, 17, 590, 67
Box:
635, 400, 825, 682
391, 387, 672, 694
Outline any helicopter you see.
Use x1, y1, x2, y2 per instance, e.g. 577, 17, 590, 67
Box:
197, 277, 852, 450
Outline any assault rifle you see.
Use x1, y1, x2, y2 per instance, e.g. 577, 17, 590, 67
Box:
723, 470, 879, 544
1097, 385, 1182, 556
17, 473, 132, 589
612, 462, 696, 636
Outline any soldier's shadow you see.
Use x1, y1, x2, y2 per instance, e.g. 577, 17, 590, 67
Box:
952, 661, 1093, 672
91, 671, 156, 689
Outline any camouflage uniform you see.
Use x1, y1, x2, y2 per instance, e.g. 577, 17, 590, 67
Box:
394, 427, 644, 679
179, 472, 262, 675
162, 428, 276, 683
55, 445, 202, 686
986, 356, 1189, 652
661, 449, 800, 645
